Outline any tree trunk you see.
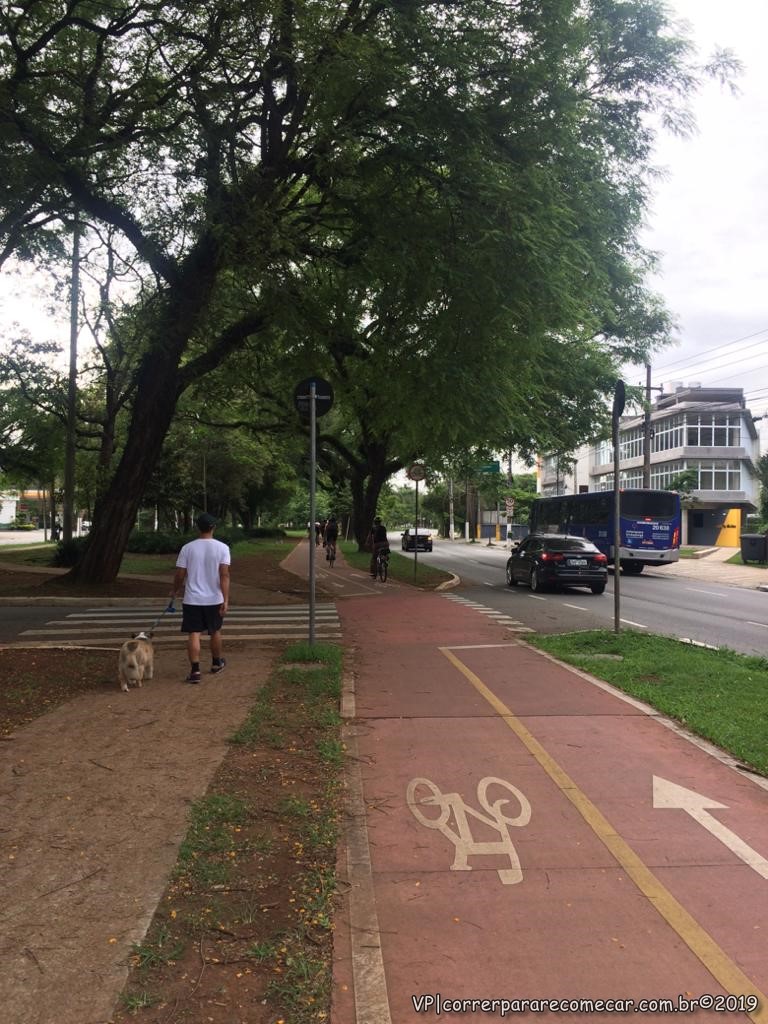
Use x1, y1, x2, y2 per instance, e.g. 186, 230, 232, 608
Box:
69, 331, 188, 582
349, 448, 391, 550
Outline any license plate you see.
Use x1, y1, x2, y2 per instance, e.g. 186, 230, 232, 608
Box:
567, 558, 588, 566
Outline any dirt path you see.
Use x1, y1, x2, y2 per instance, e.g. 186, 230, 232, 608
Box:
0, 644, 276, 1024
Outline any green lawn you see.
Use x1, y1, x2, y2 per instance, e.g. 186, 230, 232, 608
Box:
0, 536, 295, 576
339, 540, 452, 588
528, 629, 768, 777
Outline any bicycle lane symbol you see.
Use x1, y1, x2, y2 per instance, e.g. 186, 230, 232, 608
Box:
406, 777, 531, 885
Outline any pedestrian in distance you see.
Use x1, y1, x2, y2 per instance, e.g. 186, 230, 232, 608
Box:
324, 515, 339, 562
170, 512, 231, 684
367, 516, 389, 578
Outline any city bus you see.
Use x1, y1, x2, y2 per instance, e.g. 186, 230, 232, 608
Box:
529, 489, 681, 574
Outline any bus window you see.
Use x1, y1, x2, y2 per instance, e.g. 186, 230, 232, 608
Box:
621, 491, 678, 519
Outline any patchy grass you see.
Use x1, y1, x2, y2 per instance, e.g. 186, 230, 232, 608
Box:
339, 539, 451, 588
528, 630, 768, 776
112, 640, 344, 1024
726, 551, 768, 568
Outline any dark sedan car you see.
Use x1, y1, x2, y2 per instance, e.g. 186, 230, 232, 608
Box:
401, 528, 433, 552
506, 534, 608, 594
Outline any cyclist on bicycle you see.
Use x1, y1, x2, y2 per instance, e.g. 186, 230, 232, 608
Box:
324, 515, 339, 560
367, 516, 389, 578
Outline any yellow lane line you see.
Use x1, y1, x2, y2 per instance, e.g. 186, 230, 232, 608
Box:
440, 647, 768, 1024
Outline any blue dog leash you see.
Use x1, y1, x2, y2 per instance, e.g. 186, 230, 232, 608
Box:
148, 602, 176, 633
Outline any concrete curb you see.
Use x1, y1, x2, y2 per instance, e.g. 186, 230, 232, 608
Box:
435, 572, 461, 591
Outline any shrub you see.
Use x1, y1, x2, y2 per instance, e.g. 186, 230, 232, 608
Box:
125, 531, 183, 555
52, 536, 90, 567
124, 526, 263, 554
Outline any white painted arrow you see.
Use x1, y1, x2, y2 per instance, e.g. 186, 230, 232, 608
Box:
653, 776, 768, 880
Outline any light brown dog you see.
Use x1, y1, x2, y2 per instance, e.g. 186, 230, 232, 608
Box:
118, 631, 154, 693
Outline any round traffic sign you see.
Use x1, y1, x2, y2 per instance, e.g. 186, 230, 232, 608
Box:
294, 376, 334, 419
407, 463, 426, 482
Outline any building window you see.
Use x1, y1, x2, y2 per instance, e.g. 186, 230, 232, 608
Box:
690, 460, 741, 491
619, 428, 644, 461
652, 414, 684, 453
593, 469, 643, 490
685, 414, 741, 448
650, 461, 685, 489
593, 439, 613, 467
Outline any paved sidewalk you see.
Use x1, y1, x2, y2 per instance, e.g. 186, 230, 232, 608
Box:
326, 589, 768, 1024
645, 546, 768, 591
0, 645, 275, 1024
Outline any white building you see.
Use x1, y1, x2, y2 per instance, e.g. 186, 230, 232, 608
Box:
539, 386, 761, 547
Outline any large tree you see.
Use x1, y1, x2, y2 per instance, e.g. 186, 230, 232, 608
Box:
0, 0, 736, 580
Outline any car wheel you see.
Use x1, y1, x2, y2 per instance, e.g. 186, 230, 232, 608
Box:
590, 583, 606, 595
530, 566, 542, 592
506, 563, 518, 587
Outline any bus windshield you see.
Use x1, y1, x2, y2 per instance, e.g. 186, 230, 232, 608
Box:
620, 491, 678, 520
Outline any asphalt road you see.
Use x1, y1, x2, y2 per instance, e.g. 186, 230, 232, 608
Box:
405, 537, 768, 658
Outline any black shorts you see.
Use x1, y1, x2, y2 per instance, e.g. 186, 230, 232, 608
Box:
181, 603, 223, 635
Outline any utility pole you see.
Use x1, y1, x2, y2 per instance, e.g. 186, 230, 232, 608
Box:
642, 364, 664, 488
643, 363, 652, 488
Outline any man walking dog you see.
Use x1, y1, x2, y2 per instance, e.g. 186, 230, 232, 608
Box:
170, 512, 231, 683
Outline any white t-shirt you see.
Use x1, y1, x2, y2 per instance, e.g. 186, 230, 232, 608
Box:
176, 538, 231, 605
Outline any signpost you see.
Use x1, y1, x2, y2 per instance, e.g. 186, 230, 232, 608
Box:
294, 377, 334, 644
407, 463, 426, 575
612, 380, 626, 634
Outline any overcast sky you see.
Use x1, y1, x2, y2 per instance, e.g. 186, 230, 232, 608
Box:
1, 2, 766, 428
642, 0, 768, 424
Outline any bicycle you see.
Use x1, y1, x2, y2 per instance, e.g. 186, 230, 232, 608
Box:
375, 545, 390, 582
325, 539, 337, 567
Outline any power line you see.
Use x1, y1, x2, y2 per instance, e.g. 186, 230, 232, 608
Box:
655, 326, 768, 373
655, 350, 768, 389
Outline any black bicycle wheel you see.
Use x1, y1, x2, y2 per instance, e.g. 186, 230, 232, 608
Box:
329, 546, 336, 566
378, 555, 388, 582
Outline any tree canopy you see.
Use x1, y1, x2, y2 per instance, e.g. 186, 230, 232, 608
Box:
0, 0, 738, 578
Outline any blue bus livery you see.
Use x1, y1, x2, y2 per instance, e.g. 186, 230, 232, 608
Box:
529, 489, 681, 574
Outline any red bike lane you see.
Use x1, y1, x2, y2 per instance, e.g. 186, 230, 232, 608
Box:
332, 590, 768, 1024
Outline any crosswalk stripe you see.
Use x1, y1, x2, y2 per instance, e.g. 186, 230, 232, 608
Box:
6, 632, 344, 649
23, 625, 342, 636
15, 604, 342, 646
63, 607, 338, 619
440, 593, 535, 633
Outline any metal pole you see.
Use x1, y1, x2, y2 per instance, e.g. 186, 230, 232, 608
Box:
414, 478, 419, 576
309, 382, 316, 645
63, 208, 80, 543
643, 363, 652, 488
448, 476, 454, 541
465, 478, 470, 541
613, 415, 621, 634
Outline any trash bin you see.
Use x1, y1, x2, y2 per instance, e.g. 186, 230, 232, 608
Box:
740, 534, 767, 563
